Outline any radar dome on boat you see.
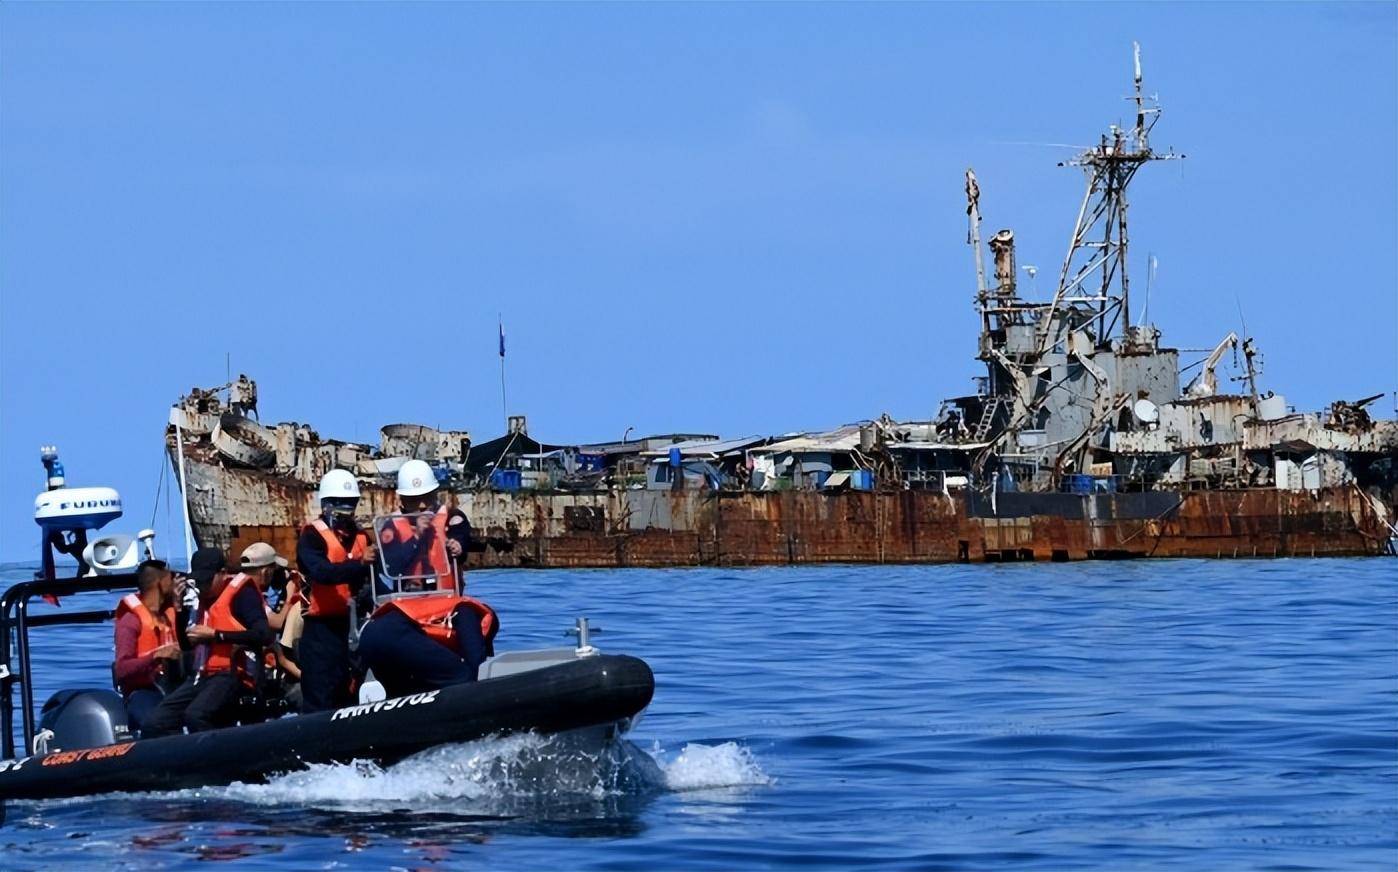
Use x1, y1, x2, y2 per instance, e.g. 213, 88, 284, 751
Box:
33, 487, 122, 531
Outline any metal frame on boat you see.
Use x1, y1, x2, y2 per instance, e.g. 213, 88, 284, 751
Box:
0, 573, 137, 759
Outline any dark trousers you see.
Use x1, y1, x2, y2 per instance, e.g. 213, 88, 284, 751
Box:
124, 688, 164, 735
357, 607, 487, 700
299, 616, 352, 713
141, 672, 240, 737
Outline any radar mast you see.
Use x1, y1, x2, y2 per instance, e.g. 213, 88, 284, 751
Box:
1039, 42, 1181, 353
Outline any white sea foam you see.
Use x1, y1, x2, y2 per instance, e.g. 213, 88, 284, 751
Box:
654, 741, 772, 791
164, 733, 768, 809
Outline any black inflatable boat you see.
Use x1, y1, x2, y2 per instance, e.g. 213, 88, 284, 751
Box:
0, 574, 653, 803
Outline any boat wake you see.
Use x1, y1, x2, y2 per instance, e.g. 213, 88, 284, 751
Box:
649, 740, 771, 792
166, 733, 769, 813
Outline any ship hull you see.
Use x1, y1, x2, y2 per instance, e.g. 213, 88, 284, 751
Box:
177, 452, 1392, 567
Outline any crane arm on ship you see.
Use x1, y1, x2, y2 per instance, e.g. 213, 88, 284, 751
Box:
1184, 331, 1238, 398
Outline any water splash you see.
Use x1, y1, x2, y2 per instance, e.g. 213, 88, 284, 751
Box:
655, 741, 772, 791
161, 733, 767, 812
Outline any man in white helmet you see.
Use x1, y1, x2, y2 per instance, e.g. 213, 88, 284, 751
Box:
294, 468, 375, 712
358, 458, 494, 699
379, 459, 472, 588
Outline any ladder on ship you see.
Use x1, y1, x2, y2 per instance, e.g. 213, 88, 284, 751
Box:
973, 396, 1005, 441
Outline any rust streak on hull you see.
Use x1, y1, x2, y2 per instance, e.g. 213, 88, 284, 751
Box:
180, 450, 1388, 570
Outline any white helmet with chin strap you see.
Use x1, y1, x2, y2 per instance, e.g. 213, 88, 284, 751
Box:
396, 459, 439, 497
317, 468, 361, 502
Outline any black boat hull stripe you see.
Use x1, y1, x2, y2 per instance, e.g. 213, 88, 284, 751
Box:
0, 654, 653, 801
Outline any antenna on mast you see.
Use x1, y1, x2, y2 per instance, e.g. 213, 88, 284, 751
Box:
1139, 253, 1157, 327
1133, 41, 1147, 147
966, 168, 988, 301
1036, 41, 1181, 353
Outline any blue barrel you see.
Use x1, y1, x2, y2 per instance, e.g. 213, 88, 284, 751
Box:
1064, 474, 1093, 494
490, 469, 522, 491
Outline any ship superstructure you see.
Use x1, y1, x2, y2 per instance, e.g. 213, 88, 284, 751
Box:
951, 45, 1186, 484
163, 47, 1397, 568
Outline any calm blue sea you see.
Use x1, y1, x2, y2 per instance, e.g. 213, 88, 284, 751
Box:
0, 558, 1394, 870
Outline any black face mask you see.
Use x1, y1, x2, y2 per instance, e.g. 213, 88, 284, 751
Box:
323, 499, 358, 526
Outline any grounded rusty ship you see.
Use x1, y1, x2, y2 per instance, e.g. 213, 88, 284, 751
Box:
167, 50, 1398, 569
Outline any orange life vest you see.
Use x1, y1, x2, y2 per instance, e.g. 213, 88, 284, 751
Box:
203, 573, 258, 678
372, 594, 497, 654
304, 519, 369, 618
388, 508, 456, 592
114, 593, 176, 693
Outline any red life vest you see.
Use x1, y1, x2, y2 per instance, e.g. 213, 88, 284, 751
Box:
113, 594, 176, 693
388, 508, 456, 593
372, 594, 497, 654
203, 573, 257, 678
304, 519, 369, 618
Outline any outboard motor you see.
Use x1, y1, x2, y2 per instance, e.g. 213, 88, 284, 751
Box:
35, 690, 133, 754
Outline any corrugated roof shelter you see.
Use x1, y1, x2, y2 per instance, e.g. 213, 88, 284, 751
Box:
751, 426, 864, 456
641, 435, 769, 459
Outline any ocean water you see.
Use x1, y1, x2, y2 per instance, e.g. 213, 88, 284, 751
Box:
0, 558, 1394, 870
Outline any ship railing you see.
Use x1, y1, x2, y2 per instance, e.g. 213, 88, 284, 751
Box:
0, 573, 137, 760
901, 470, 973, 493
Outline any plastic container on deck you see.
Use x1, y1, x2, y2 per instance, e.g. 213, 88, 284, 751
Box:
1064, 474, 1093, 494
490, 469, 522, 491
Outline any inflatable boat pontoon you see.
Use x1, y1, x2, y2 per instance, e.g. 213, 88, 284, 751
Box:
0, 574, 653, 802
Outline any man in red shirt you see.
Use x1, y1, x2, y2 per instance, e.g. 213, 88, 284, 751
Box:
113, 560, 183, 732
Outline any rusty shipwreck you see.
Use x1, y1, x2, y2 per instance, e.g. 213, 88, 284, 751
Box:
167, 48, 1398, 568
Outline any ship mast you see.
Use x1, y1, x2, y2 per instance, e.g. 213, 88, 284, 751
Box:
1037, 43, 1180, 355
965, 168, 990, 336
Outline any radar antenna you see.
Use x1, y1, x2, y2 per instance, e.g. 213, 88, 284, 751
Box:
1037, 42, 1182, 354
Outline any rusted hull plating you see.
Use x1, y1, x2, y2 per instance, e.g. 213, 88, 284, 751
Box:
177, 452, 1390, 568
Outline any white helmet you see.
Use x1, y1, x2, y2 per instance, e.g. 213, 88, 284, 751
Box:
317, 468, 361, 502
396, 459, 439, 496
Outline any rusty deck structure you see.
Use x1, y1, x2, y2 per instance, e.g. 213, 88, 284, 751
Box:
187, 459, 1390, 569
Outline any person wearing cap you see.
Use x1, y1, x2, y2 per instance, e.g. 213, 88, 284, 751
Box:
295, 469, 375, 713
172, 546, 230, 674
112, 560, 183, 733
142, 544, 278, 737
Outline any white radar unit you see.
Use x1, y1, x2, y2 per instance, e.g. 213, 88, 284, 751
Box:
33, 446, 159, 579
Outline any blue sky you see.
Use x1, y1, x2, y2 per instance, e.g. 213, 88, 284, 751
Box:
2, 3, 1394, 560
